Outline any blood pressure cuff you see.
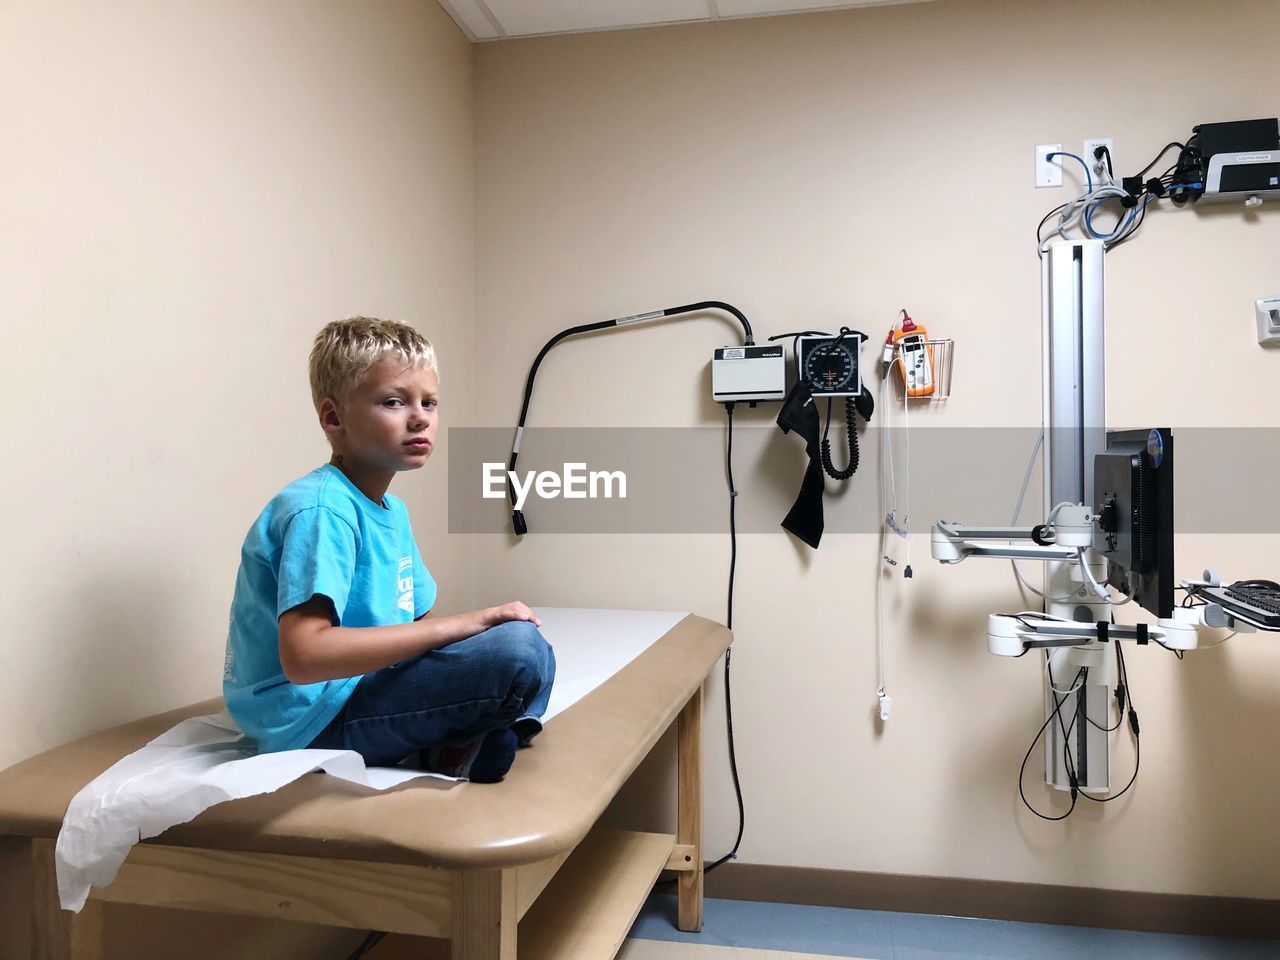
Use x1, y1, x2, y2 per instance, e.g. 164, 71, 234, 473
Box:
776, 380, 824, 549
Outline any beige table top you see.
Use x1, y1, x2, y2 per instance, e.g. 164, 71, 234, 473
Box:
0, 614, 731, 871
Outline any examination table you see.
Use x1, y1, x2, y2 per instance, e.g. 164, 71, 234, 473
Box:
0, 613, 731, 959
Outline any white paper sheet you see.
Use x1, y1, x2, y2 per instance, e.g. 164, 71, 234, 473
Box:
54, 607, 689, 911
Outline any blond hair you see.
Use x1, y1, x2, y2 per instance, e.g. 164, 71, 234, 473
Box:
309, 317, 438, 411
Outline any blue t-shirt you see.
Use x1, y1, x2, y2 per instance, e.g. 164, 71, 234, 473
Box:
223, 464, 437, 752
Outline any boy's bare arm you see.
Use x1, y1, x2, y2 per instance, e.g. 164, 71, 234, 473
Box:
278, 597, 540, 685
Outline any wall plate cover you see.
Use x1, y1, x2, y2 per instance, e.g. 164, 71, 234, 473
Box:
1036, 143, 1063, 188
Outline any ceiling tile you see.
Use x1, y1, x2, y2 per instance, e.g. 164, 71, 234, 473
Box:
437, 0, 502, 40
485, 0, 712, 37
718, 0, 917, 14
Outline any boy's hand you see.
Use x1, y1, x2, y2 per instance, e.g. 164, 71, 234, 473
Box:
483, 602, 542, 629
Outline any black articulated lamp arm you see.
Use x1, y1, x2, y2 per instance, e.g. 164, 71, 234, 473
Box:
508, 301, 754, 534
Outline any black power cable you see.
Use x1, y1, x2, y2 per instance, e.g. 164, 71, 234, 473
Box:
1080, 640, 1141, 803
1021, 631, 1145, 822
1018, 665, 1085, 821
1136, 141, 1186, 179
342, 930, 385, 960
706, 401, 746, 876
1086, 641, 1126, 734
658, 400, 747, 889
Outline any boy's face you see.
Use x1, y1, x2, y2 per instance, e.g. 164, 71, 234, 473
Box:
321, 356, 439, 475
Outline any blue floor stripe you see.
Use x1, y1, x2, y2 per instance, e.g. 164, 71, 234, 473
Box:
628, 894, 1280, 960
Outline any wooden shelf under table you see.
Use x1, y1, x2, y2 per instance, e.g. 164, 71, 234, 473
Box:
367, 828, 676, 960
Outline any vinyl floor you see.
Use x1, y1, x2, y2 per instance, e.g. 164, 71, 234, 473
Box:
623, 894, 1280, 960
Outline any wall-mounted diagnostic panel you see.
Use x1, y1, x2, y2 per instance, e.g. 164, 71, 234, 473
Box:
1258, 298, 1280, 346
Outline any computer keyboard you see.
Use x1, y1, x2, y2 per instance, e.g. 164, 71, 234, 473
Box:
1194, 580, 1280, 630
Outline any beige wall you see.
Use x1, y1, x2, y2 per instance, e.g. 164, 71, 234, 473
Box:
3, 0, 1279, 951
0, 0, 473, 769
474, 0, 1280, 900
0, 1, 472, 956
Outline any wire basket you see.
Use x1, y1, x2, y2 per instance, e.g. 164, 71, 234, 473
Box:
891, 338, 955, 401
926, 338, 954, 401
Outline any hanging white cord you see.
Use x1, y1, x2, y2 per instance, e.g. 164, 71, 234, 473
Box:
881, 364, 898, 531
875, 368, 893, 703
1078, 547, 1133, 605
1196, 630, 1237, 649
1009, 429, 1079, 603
902, 362, 911, 573
1043, 649, 1086, 695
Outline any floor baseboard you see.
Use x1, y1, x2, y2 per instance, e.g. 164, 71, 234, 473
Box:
701, 862, 1279, 940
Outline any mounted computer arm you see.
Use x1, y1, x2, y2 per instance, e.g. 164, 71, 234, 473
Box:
930, 505, 1093, 565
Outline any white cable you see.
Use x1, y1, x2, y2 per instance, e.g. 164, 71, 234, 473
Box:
1077, 547, 1132, 606
1196, 630, 1237, 650
875, 372, 890, 701
1011, 565, 1080, 602
1037, 154, 1156, 256
1009, 501, 1083, 602
1008, 432, 1078, 601
1045, 500, 1075, 524
902, 362, 911, 571
881, 364, 897, 525
1010, 429, 1043, 526
1043, 651, 1085, 695
876, 522, 887, 701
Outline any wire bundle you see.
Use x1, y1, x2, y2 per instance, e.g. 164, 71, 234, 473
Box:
1037, 150, 1150, 253
1036, 136, 1205, 255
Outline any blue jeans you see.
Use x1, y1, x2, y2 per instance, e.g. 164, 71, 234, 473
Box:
307, 620, 556, 767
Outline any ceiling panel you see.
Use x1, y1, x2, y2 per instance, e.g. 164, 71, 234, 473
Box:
718, 0, 917, 14
436, 0, 502, 40
483, 0, 712, 36
437, 0, 939, 41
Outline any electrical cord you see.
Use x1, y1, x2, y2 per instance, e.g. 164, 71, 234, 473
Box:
1007, 430, 1083, 602
342, 931, 384, 960
656, 400, 745, 890
1018, 664, 1085, 821
1137, 141, 1186, 179
706, 400, 746, 876
1087, 641, 1126, 733
1196, 630, 1237, 649
1080, 639, 1141, 803
1036, 133, 1204, 256
1022, 621, 1144, 819
876, 352, 902, 706
1077, 547, 1132, 606
1044, 655, 1086, 695
1050, 657, 1086, 802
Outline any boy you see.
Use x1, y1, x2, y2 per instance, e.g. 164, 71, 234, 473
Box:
222, 317, 554, 782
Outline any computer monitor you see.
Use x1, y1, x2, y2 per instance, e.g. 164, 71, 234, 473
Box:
1092, 428, 1175, 618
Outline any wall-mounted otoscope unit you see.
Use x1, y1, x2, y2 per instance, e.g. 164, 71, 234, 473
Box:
507, 300, 758, 535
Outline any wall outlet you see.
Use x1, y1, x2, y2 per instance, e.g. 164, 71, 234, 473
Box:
1036, 143, 1063, 188
1083, 137, 1115, 180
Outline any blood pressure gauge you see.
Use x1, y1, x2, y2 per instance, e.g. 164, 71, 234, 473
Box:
797, 333, 866, 398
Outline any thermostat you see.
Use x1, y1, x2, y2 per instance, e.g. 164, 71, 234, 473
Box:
1258, 298, 1280, 346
